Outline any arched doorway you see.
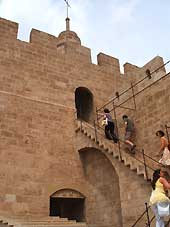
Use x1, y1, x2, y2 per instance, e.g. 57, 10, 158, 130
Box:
49, 188, 85, 222
79, 147, 123, 227
75, 87, 93, 122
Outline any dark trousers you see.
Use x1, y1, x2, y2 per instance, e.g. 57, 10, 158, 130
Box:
105, 121, 118, 143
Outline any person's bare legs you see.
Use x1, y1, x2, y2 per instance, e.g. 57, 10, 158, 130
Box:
125, 132, 136, 154
125, 139, 134, 147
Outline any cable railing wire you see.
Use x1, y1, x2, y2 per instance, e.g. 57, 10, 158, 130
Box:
96, 121, 160, 168
95, 61, 170, 172
77, 120, 170, 226
133, 206, 170, 227
78, 119, 161, 177
76, 60, 170, 227
131, 206, 151, 227
97, 60, 170, 112
109, 71, 170, 113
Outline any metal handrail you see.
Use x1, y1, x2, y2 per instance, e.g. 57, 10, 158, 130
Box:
134, 146, 161, 166
96, 124, 150, 167
132, 203, 155, 227
134, 206, 170, 227
145, 202, 151, 227
165, 124, 170, 144
131, 207, 151, 227
96, 121, 161, 169
97, 60, 170, 112
78, 120, 161, 175
109, 71, 170, 113
77, 120, 170, 227
145, 215, 155, 227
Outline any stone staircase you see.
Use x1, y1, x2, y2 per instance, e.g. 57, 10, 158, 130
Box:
76, 120, 153, 181
0, 216, 87, 227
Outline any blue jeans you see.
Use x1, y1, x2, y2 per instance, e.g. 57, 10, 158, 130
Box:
152, 204, 164, 227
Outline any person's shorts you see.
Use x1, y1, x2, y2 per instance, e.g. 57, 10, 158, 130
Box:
124, 131, 133, 140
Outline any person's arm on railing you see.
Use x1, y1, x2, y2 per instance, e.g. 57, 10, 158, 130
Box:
156, 137, 166, 157
97, 112, 104, 119
160, 177, 170, 189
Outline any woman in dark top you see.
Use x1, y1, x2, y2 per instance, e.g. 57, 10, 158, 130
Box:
103, 108, 118, 143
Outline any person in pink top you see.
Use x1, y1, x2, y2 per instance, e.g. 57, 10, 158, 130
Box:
156, 130, 170, 166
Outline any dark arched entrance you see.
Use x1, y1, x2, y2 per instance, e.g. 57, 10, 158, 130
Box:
75, 87, 93, 122
49, 188, 85, 222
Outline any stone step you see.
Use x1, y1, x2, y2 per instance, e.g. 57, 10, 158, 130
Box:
0, 225, 13, 227
0, 216, 87, 227
14, 224, 87, 227
1, 219, 87, 227
1, 216, 61, 219
5, 221, 78, 226
0, 222, 13, 227
2, 219, 72, 224
0, 217, 69, 223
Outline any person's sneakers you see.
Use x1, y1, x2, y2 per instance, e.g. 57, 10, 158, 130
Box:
131, 144, 136, 154
113, 140, 118, 144
113, 138, 119, 144
112, 135, 119, 144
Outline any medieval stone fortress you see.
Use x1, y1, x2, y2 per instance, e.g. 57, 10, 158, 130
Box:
0, 14, 170, 227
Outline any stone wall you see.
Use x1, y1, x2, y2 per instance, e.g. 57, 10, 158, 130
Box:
80, 148, 122, 227
108, 56, 169, 167
0, 92, 86, 215
75, 131, 151, 227
0, 18, 124, 110
0, 17, 130, 220
0, 17, 169, 226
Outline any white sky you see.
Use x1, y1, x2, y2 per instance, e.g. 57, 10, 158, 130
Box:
0, 0, 170, 70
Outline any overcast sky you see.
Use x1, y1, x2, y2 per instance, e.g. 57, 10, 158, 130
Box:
0, 0, 170, 71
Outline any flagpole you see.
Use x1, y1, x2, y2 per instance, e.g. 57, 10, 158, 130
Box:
64, 0, 71, 18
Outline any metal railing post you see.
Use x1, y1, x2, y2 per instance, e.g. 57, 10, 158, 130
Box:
96, 107, 99, 128
142, 149, 149, 181
131, 82, 137, 111
113, 101, 122, 161
145, 202, 151, 227
165, 124, 170, 144
94, 120, 98, 143
97, 60, 170, 115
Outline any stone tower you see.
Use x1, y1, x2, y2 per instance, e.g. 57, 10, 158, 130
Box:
0, 16, 169, 227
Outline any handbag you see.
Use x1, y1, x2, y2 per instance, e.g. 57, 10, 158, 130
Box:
101, 118, 108, 126
157, 202, 170, 217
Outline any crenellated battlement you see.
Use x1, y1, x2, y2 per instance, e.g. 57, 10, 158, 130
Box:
97, 53, 120, 73
0, 17, 18, 39
0, 17, 166, 77
0, 18, 116, 70
123, 62, 140, 74
142, 56, 165, 73
30, 29, 58, 46
0, 16, 169, 226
